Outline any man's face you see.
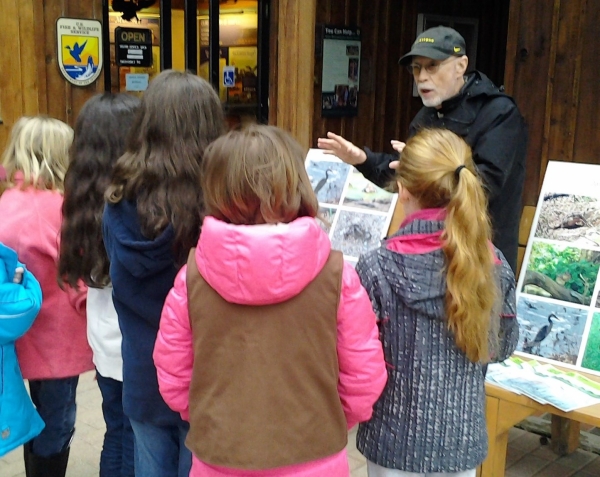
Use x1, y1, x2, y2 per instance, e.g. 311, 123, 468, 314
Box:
410, 55, 467, 108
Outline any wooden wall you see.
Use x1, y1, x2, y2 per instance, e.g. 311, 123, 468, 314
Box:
505, 0, 600, 207
0, 0, 104, 151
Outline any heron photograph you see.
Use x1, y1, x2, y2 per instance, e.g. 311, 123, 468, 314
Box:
330, 210, 387, 259
341, 170, 395, 213
516, 296, 588, 365
521, 241, 600, 306
533, 192, 600, 246
581, 312, 600, 373
306, 160, 350, 205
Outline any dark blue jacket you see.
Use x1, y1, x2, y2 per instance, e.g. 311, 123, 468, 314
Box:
103, 199, 185, 426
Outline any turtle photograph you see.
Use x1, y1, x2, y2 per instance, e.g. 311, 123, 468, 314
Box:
534, 193, 600, 246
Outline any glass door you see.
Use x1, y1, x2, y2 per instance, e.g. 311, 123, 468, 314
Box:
103, 0, 270, 125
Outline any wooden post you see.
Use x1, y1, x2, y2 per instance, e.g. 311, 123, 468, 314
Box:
275, 0, 317, 150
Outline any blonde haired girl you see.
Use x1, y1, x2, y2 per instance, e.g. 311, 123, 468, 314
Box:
0, 116, 92, 477
355, 128, 519, 477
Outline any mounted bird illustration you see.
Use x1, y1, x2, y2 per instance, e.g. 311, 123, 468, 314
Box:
314, 169, 334, 195
65, 40, 87, 63
523, 313, 560, 352
112, 0, 157, 22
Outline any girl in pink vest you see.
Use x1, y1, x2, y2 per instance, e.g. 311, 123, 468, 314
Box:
154, 124, 387, 477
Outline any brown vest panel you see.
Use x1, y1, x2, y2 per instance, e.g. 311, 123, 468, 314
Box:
185, 249, 347, 470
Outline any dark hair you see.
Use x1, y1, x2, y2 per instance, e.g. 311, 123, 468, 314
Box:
202, 124, 319, 225
59, 93, 141, 288
106, 70, 226, 264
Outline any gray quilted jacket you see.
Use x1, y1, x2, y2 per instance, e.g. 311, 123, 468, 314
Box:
355, 213, 518, 473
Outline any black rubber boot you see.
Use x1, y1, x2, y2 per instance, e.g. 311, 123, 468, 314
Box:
25, 446, 70, 477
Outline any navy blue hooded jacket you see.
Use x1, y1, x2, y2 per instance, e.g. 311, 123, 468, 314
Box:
103, 199, 185, 426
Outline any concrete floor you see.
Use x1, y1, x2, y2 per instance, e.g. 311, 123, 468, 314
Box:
2, 371, 600, 476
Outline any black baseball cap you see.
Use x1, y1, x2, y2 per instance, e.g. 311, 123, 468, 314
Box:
398, 26, 466, 65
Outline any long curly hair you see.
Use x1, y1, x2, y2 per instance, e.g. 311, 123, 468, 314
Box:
58, 93, 141, 288
397, 128, 498, 363
106, 70, 226, 265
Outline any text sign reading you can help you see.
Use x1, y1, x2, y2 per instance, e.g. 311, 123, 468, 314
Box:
115, 27, 153, 67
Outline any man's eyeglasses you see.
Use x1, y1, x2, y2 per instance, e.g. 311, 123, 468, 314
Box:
406, 57, 454, 76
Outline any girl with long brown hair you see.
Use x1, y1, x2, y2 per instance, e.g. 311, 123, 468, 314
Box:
355, 128, 519, 477
102, 70, 226, 477
153, 124, 387, 477
58, 92, 140, 477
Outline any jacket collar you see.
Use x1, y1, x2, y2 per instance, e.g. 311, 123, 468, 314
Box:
386, 208, 446, 254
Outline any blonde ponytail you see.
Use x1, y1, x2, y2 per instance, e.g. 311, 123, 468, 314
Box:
397, 129, 497, 362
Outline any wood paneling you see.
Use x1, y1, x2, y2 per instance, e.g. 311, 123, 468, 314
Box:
0, 0, 103, 151
506, 0, 600, 206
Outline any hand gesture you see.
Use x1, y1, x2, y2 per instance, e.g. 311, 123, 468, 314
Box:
317, 132, 367, 166
389, 140, 405, 170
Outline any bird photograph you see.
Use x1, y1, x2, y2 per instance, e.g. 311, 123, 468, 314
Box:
342, 170, 395, 213
516, 296, 588, 365
306, 160, 349, 204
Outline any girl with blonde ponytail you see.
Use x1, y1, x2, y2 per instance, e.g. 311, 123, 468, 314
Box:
355, 128, 519, 477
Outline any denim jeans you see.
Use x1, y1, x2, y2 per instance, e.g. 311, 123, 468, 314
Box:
129, 418, 191, 477
28, 376, 79, 457
96, 371, 135, 477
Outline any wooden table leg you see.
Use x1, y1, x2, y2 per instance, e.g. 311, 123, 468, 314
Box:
480, 397, 537, 477
551, 416, 580, 455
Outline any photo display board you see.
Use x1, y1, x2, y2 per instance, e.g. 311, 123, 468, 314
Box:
516, 161, 600, 376
305, 149, 398, 266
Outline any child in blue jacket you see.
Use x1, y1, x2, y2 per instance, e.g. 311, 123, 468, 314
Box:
0, 242, 44, 457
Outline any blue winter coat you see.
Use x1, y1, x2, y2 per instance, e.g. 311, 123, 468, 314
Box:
0, 242, 44, 457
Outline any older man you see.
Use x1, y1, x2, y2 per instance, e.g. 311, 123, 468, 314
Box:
318, 26, 528, 272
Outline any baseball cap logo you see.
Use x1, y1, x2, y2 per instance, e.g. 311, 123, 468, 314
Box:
454, 46, 461, 52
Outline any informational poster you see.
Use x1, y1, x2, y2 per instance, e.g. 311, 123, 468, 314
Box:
321, 25, 361, 117
305, 149, 398, 266
516, 161, 600, 376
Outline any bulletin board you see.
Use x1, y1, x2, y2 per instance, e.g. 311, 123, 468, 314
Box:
320, 25, 361, 118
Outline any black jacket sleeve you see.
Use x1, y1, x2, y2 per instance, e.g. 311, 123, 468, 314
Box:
355, 148, 398, 189
470, 97, 528, 202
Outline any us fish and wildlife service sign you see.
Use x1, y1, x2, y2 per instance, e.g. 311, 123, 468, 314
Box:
57, 18, 103, 87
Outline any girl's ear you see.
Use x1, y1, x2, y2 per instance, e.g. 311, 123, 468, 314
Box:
397, 181, 410, 203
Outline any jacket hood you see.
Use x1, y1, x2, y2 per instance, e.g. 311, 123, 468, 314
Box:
103, 200, 176, 278
377, 209, 448, 321
195, 216, 331, 306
